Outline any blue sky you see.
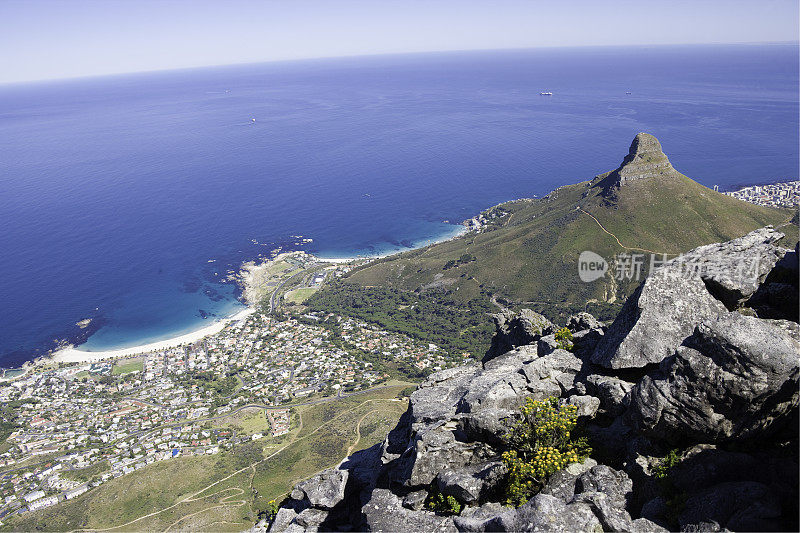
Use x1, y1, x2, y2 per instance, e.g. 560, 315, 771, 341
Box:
1, 0, 797, 84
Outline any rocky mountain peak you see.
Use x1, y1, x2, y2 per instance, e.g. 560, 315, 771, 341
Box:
606, 132, 679, 185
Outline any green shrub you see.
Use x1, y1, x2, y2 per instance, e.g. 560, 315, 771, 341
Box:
501, 397, 590, 506
652, 448, 681, 480
652, 449, 687, 526
425, 489, 463, 515
554, 327, 574, 351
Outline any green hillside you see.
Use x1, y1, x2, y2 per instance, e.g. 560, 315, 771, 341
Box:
312, 133, 797, 324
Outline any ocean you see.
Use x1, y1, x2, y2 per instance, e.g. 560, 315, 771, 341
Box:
1, 43, 797, 366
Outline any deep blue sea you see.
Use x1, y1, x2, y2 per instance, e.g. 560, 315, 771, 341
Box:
1, 44, 798, 366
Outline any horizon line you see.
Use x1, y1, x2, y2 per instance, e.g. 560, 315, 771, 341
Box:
3, 40, 798, 87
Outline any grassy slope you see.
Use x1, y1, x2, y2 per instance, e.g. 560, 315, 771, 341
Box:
344, 172, 796, 320
3, 385, 410, 532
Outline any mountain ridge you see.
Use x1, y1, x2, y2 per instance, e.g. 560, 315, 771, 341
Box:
332, 133, 796, 321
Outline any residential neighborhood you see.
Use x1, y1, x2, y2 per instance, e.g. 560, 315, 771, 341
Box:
0, 308, 469, 519
722, 180, 800, 208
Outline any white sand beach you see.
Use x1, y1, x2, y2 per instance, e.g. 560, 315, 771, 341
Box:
43, 226, 468, 367
49, 307, 255, 364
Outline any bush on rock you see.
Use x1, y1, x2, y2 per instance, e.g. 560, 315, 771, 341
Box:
554, 327, 574, 352
501, 397, 590, 506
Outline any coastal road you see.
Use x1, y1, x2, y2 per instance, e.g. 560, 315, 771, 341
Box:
268, 265, 315, 314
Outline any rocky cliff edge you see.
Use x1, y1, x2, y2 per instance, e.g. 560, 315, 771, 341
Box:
269, 227, 799, 533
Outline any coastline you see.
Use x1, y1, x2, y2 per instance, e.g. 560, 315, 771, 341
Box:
48, 307, 255, 365
35, 222, 472, 368
316, 225, 469, 263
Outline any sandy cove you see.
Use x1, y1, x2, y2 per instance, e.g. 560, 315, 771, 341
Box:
44, 225, 469, 366
49, 307, 255, 364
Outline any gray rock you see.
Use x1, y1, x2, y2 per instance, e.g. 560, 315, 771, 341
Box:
453, 503, 506, 532
456, 408, 516, 446
639, 497, 668, 528
403, 489, 428, 511
390, 428, 496, 487
628, 312, 800, 443
436, 461, 507, 505
521, 348, 583, 398
622, 436, 667, 510
679, 481, 782, 532
669, 445, 798, 496
537, 334, 559, 357
541, 458, 598, 501
486, 309, 554, 362
363, 488, 457, 532
572, 328, 604, 358
747, 243, 799, 321
572, 491, 636, 532
568, 312, 603, 332
410, 367, 480, 427
584, 417, 634, 465
523, 349, 583, 380
293, 468, 348, 510
495, 493, 602, 532
570, 465, 660, 533
630, 518, 669, 532
525, 377, 563, 400
677, 226, 787, 310
567, 394, 601, 419
458, 371, 530, 413
584, 374, 634, 416
575, 465, 633, 507
341, 442, 383, 490
591, 268, 728, 369
483, 345, 538, 372
592, 227, 788, 370
269, 507, 299, 532
293, 508, 328, 530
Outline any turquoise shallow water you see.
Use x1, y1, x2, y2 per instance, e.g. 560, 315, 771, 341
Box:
0, 44, 797, 365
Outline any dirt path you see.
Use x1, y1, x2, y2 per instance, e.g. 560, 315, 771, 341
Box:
76, 397, 403, 533
346, 409, 378, 457
577, 207, 660, 254
75, 412, 305, 533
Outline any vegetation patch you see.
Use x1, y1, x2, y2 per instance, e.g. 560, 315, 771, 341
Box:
112, 358, 144, 375
425, 488, 463, 515
554, 327, 574, 352
61, 459, 109, 483
501, 397, 591, 506
305, 281, 496, 358
652, 448, 688, 527
284, 287, 318, 305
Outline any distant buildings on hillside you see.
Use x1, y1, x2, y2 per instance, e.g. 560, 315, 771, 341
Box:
720, 180, 799, 208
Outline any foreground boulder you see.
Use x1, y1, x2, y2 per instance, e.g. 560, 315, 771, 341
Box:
591, 227, 789, 370
628, 312, 799, 443
485, 308, 553, 361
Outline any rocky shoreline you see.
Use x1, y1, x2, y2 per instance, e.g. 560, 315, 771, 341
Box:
269, 227, 799, 532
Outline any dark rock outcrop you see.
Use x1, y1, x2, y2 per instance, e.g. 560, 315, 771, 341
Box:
485, 309, 553, 362
600, 132, 680, 187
